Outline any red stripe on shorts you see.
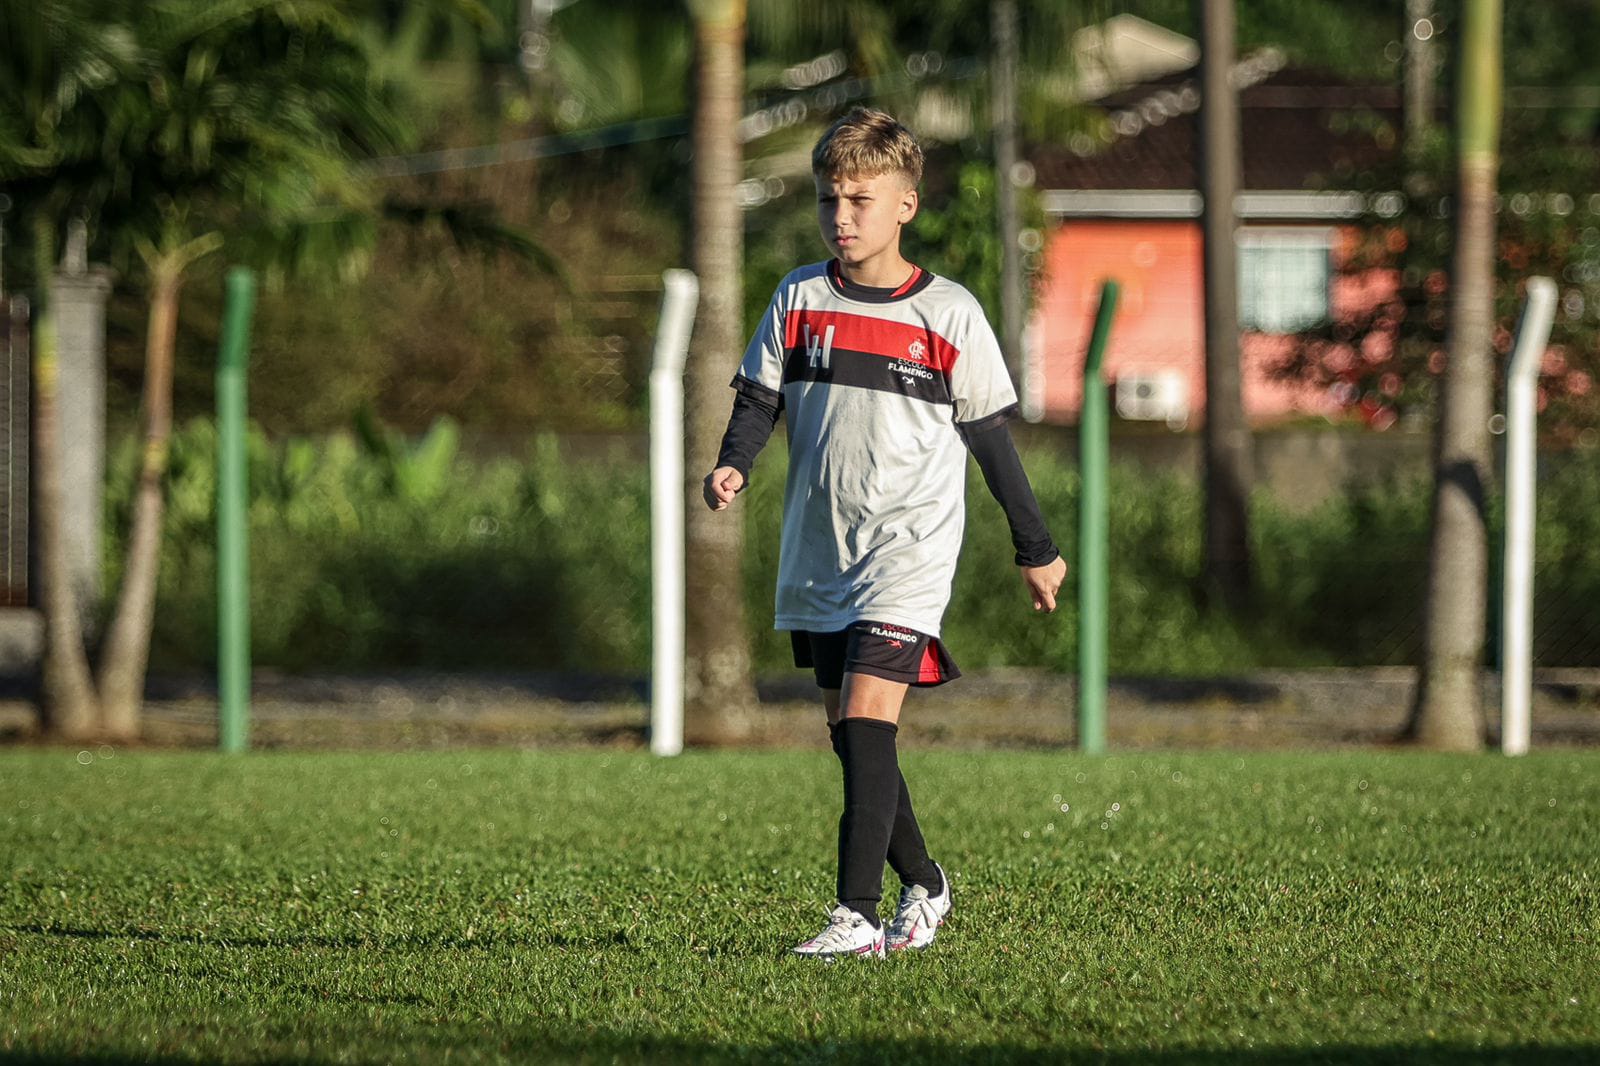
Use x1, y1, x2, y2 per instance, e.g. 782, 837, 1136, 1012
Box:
917, 644, 942, 684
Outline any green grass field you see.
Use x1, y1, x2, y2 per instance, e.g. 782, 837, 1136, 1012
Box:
3, 747, 1598, 1063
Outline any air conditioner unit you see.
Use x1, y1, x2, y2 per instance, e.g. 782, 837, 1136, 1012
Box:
1115, 370, 1189, 422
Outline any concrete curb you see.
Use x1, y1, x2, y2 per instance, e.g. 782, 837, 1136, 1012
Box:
2, 668, 1594, 751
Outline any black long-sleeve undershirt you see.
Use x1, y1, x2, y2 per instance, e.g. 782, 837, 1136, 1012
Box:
957, 411, 1060, 568
714, 384, 782, 478
713, 391, 1059, 568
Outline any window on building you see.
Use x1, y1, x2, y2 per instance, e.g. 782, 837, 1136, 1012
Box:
1237, 228, 1333, 333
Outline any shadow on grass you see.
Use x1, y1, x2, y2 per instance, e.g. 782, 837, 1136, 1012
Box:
1, 1037, 1595, 1065
4, 922, 638, 952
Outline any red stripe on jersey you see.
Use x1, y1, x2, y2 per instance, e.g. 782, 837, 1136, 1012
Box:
890, 267, 924, 298
917, 644, 942, 683
783, 309, 960, 373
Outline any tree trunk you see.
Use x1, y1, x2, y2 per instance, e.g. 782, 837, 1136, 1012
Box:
96, 258, 182, 739
1404, 0, 1439, 146
29, 216, 100, 739
1197, 0, 1253, 609
683, 0, 757, 745
1406, 0, 1501, 751
1402, 0, 1439, 203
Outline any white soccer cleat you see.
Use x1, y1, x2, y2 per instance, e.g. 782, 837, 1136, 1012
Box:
790, 905, 886, 960
886, 863, 951, 952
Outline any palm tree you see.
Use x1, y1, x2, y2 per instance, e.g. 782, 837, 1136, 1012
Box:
92, 2, 409, 737
1197, 0, 1252, 611
28, 217, 102, 739
682, 0, 758, 745
2, 1, 144, 738
3, 0, 409, 739
1405, 0, 1501, 750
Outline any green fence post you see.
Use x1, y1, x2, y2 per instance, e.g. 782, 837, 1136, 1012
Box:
217, 268, 256, 754
1078, 280, 1119, 755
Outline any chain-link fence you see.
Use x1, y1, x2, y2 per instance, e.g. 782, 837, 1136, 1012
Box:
9, 275, 1598, 683
101, 409, 1600, 679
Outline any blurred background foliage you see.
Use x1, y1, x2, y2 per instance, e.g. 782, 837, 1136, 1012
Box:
4, 0, 1599, 677
1274, 76, 1600, 442
3, 0, 1589, 440
118, 420, 1600, 674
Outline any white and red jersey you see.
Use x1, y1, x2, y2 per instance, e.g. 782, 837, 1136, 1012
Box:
732, 260, 1017, 637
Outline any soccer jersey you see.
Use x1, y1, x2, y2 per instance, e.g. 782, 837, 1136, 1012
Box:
732, 260, 1017, 637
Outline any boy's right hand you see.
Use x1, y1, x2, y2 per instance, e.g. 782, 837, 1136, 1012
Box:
703, 466, 746, 511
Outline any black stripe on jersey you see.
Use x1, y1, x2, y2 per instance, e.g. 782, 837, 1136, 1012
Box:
955, 402, 1018, 433
825, 260, 937, 303
781, 344, 953, 406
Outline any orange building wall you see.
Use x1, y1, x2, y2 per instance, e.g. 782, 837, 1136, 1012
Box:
1027, 220, 1395, 425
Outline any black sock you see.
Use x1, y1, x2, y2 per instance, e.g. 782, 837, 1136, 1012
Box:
887, 772, 941, 895
835, 718, 910, 928
829, 721, 940, 896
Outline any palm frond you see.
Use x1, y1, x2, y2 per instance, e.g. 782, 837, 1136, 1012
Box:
548, 5, 690, 127
381, 198, 568, 284
150, 0, 358, 54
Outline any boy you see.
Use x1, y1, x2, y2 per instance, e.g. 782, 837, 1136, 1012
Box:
703, 107, 1066, 959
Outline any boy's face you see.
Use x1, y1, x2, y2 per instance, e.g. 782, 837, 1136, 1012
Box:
814, 170, 918, 270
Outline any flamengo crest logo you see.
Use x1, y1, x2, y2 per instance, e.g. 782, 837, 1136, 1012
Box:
908, 338, 927, 361
803, 323, 835, 370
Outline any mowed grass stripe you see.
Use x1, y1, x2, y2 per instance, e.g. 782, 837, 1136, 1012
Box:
2, 749, 1597, 1063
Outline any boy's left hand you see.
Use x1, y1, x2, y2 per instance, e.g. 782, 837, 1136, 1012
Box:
1020, 555, 1068, 613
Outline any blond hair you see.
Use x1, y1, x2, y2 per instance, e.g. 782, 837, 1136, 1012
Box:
811, 107, 924, 186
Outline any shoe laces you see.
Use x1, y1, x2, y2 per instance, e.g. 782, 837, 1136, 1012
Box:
809, 906, 870, 950
888, 885, 934, 936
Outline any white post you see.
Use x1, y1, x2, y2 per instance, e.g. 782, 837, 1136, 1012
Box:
649, 269, 698, 756
1501, 276, 1557, 757
1020, 315, 1044, 423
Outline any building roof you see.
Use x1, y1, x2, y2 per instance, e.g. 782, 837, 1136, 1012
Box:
1030, 54, 1402, 198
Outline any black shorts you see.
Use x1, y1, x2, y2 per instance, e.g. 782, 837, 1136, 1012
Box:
790, 620, 961, 690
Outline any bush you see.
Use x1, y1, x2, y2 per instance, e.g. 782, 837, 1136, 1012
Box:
111, 420, 1600, 674
107, 421, 650, 673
